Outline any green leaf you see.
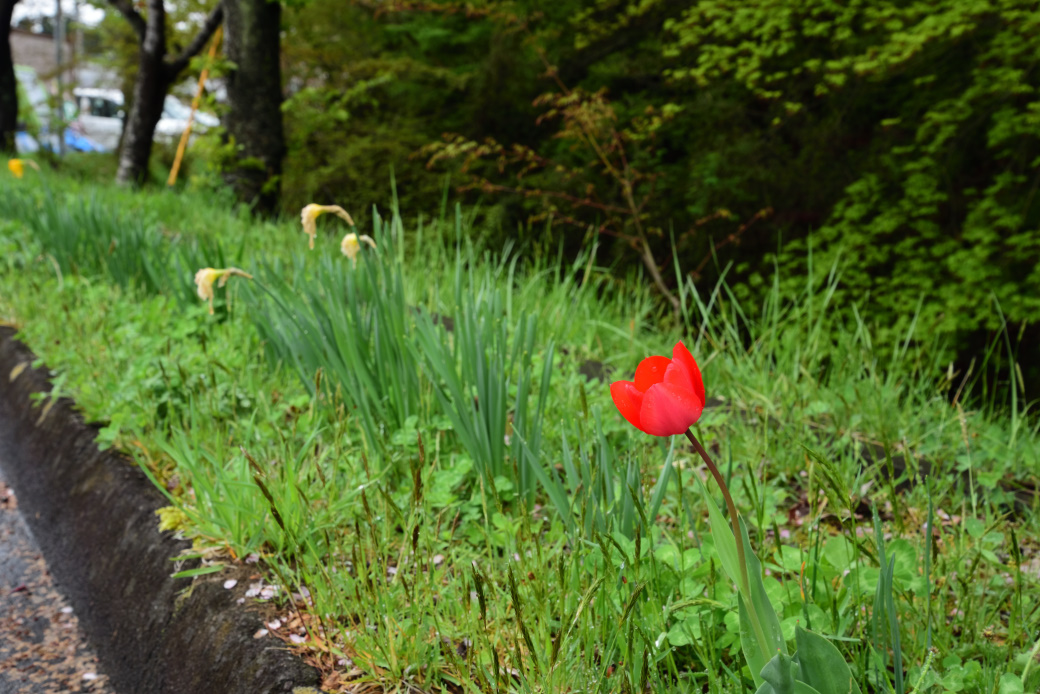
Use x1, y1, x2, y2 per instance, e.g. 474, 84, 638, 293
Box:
739, 594, 775, 688
759, 652, 796, 694
740, 516, 788, 657
692, 474, 743, 594
793, 626, 863, 694
694, 475, 787, 688
756, 653, 823, 694
170, 564, 224, 579
997, 673, 1024, 694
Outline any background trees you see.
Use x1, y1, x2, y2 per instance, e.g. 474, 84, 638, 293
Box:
107, 0, 222, 185
0, 0, 18, 154
7, 0, 1039, 391
222, 0, 284, 214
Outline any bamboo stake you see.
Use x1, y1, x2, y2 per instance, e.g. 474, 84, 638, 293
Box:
167, 25, 222, 187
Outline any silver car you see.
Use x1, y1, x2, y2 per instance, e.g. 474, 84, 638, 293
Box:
73, 88, 219, 152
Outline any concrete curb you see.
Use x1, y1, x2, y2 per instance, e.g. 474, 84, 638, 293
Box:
0, 326, 320, 694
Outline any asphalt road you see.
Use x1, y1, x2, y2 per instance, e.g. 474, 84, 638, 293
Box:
0, 467, 114, 694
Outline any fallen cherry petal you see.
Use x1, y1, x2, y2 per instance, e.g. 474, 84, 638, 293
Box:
289, 634, 306, 644
223, 579, 238, 590
253, 629, 269, 639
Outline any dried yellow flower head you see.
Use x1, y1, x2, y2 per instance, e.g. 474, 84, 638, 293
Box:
340, 233, 377, 267
7, 159, 37, 179
300, 204, 354, 249
194, 267, 253, 314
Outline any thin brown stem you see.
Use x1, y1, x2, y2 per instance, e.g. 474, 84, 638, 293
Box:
685, 428, 774, 659
684, 430, 748, 593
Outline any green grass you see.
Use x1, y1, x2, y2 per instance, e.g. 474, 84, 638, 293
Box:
1, 167, 1039, 693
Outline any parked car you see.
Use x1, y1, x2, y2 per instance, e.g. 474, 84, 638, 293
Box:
14, 67, 106, 154
72, 88, 218, 152
73, 88, 125, 151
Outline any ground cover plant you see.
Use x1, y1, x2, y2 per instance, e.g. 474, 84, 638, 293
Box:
1, 169, 1039, 693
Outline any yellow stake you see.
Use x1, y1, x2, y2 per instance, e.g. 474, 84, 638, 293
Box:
167, 25, 223, 187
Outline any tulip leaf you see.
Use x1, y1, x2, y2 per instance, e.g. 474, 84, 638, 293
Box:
739, 594, 775, 689
739, 516, 788, 658
691, 474, 742, 595
755, 652, 824, 694
693, 473, 787, 688
793, 626, 863, 694
759, 652, 795, 694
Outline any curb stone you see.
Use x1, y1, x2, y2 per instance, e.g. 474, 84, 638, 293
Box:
0, 326, 321, 694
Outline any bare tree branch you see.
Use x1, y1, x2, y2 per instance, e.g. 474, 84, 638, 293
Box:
166, 4, 224, 77
106, 0, 146, 41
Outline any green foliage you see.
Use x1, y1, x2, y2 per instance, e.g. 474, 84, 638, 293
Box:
0, 175, 224, 301
3, 170, 1040, 692
663, 0, 1040, 346
248, 211, 421, 453
279, 1, 488, 227
68, 0, 1040, 403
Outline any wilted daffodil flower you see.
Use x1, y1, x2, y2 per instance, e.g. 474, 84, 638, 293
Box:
340, 232, 377, 268
300, 204, 354, 250
7, 159, 39, 179
194, 267, 253, 314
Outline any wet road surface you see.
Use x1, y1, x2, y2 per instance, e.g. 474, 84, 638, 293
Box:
0, 468, 114, 693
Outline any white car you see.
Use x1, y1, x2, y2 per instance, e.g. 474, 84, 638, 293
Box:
73, 88, 218, 152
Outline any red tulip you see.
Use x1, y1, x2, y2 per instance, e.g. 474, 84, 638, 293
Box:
610, 341, 705, 436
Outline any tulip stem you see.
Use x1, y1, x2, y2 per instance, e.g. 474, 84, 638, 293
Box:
685, 429, 775, 663
684, 430, 750, 596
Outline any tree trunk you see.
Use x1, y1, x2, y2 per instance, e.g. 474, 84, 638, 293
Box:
0, 0, 18, 155
109, 0, 222, 186
117, 44, 170, 185
223, 0, 285, 215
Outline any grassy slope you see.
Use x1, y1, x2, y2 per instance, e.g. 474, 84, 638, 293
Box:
1, 169, 1038, 693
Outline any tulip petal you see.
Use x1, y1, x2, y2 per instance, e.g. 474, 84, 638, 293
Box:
610, 380, 646, 432
663, 357, 692, 390
638, 381, 704, 436
634, 355, 672, 392
671, 341, 705, 407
